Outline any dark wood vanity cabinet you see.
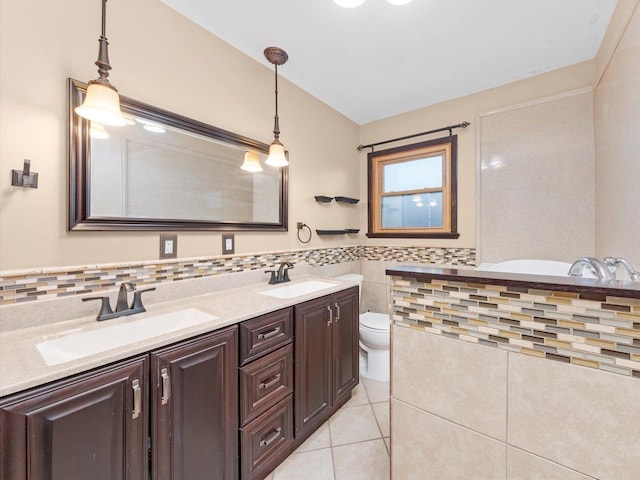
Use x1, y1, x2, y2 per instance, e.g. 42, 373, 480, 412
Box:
0, 328, 238, 480
332, 287, 360, 402
239, 308, 294, 480
0, 286, 359, 480
294, 286, 359, 438
151, 327, 239, 480
0, 355, 149, 480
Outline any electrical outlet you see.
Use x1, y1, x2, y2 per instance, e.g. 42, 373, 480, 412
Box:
160, 234, 177, 259
222, 234, 234, 255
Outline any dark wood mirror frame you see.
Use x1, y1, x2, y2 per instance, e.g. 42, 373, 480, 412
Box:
68, 78, 288, 231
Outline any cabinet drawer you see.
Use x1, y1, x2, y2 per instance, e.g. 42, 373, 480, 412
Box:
240, 394, 294, 480
240, 308, 293, 365
240, 344, 293, 426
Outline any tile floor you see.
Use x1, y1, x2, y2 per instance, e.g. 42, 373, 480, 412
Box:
265, 376, 391, 480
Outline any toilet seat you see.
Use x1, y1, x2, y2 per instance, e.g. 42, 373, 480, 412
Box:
360, 312, 390, 332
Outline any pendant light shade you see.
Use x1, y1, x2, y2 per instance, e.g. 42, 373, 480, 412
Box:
266, 140, 287, 167
77, 83, 127, 126
75, 0, 126, 126
241, 151, 263, 172
264, 47, 289, 168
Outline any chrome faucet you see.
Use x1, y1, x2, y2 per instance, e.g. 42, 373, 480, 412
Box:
265, 261, 294, 284
603, 257, 640, 282
568, 257, 615, 282
83, 282, 156, 321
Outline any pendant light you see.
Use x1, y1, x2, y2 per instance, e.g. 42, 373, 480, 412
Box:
241, 151, 263, 172
75, 0, 127, 126
264, 47, 289, 167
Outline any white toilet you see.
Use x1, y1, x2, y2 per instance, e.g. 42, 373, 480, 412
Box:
336, 274, 390, 382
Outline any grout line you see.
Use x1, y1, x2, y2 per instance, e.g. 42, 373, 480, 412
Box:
506, 351, 510, 480
328, 415, 333, 448
330, 444, 337, 480
507, 445, 601, 480
393, 398, 506, 443
328, 416, 338, 480
370, 402, 386, 439
332, 437, 387, 449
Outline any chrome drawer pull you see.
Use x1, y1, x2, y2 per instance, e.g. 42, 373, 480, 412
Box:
335, 302, 341, 322
327, 305, 333, 325
259, 427, 282, 447
132, 379, 141, 419
259, 374, 282, 390
257, 326, 281, 340
161, 368, 171, 405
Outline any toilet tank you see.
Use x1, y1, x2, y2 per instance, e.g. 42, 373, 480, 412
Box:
335, 273, 364, 303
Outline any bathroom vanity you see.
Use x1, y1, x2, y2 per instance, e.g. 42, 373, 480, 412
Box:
0, 278, 359, 480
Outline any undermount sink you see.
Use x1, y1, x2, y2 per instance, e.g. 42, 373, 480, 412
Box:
36, 308, 218, 366
258, 280, 337, 299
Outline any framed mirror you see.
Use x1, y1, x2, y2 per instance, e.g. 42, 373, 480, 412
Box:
68, 79, 288, 231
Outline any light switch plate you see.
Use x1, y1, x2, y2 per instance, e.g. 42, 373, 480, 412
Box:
222, 234, 234, 255
160, 234, 177, 259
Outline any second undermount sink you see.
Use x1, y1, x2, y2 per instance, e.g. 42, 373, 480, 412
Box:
258, 280, 337, 299
36, 308, 218, 366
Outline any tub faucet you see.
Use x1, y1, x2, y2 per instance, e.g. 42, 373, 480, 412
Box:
603, 257, 640, 282
568, 257, 614, 282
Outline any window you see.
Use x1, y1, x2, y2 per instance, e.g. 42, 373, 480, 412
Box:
367, 135, 459, 238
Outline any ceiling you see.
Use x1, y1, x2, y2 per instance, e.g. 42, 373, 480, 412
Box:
160, 0, 617, 125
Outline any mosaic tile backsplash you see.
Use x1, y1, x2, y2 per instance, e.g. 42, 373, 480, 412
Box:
391, 277, 640, 378
0, 245, 476, 305
360, 246, 475, 265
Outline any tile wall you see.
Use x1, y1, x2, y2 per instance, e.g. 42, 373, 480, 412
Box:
390, 276, 640, 480
391, 277, 640, 377
0, 246, 475, 306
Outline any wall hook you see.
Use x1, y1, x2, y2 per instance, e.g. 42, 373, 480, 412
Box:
11, 159, 39, 188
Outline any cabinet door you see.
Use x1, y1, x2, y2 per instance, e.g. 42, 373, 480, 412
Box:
294, 296, 332, 437
332, 286, 360, 404
0, 356, 148, 480
151, 327, 238, 480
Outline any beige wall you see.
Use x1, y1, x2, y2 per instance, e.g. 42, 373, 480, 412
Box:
477, 90, 596, 264
359, 61, 596, 249
392, 325, 640, 480
0, 0, 360, 271
2, 0, 637, 274
595, 0, 640, 270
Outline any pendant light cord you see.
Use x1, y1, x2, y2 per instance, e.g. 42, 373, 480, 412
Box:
101, 0, 107, 37
94, 0, 113, 86
273, 64, 280, 140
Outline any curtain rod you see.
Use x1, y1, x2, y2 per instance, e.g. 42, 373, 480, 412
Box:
356, 121, 470, 152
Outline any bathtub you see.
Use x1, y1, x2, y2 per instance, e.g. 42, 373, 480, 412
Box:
475, 259, 593, 277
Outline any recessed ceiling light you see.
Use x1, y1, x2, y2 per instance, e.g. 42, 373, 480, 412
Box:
387, 0, 413, 4
334, 0, 366, 8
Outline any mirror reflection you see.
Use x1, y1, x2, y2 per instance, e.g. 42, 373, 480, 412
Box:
69, 79, 287, 231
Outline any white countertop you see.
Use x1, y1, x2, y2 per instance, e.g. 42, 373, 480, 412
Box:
0, 276, 356, 397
